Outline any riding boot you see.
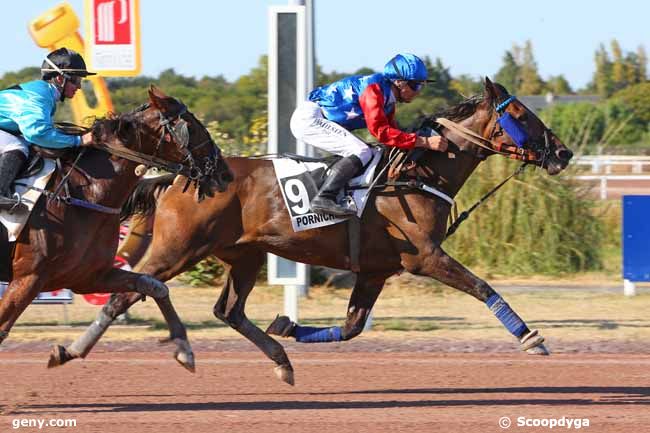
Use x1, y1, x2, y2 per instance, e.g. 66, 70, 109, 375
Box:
0, 150, 27, 212
310, 155, 363, 217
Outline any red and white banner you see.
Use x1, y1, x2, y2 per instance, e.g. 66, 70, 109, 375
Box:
85, 0, 141, 76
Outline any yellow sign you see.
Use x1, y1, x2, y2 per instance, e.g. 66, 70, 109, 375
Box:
28, 2, 114, 125
84, 0, 141, 76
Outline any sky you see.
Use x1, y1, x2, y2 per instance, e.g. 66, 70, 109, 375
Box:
3, 0, 649, 90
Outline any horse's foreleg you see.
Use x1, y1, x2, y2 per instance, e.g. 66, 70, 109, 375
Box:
213, 252, 295, 385
0, 276, 44, 345
404, 246, 548, 355
267, 272, 390, 343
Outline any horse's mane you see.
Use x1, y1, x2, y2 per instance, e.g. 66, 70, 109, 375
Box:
430, 82, 510, 123
90, 103, 150, 142
433, 95, 484, 122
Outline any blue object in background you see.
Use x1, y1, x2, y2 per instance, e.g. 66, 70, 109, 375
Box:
622, 195, 650, 282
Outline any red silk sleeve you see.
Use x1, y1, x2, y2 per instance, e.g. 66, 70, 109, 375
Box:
359, 83, 417, 149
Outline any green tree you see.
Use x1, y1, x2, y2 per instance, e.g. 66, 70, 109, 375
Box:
545, 75, 573, 95
450, 74, 482, 97
592, 43, 614, 97
494, 51, 520, 92
518, 40, 544, 95
610, 39, 627, 91
637, 45, 648, 82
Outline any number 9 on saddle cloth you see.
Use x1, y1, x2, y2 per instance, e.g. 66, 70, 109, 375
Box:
273, 148, 383, 232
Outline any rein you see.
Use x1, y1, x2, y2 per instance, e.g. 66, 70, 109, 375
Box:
436, 117, 541, 162
444, 162, 527, 239
16, 103, 220, 215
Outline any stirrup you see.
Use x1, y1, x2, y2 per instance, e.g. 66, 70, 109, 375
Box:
310, 196, 357, 217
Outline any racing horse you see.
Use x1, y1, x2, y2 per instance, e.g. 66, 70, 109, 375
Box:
0, 86, 232, 347
50, 78, 573, 384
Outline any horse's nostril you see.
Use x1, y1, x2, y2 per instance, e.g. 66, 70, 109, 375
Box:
557, 149, 573, 161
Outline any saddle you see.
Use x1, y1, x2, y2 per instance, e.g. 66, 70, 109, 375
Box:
0, 147, 68, 280
281, 152, 377, 190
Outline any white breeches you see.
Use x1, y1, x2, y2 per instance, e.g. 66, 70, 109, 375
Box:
290, 101, 374, 165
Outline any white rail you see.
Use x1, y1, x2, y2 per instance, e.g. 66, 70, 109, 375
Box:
573, 156, 650, 174
573, 175, 650, 199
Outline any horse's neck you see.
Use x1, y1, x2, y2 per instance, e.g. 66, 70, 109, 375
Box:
64, 150, 139, 208
420, 115, 488, 197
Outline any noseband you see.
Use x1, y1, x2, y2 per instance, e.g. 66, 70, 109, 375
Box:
98, 102, 222, 186
487, 96, 553, 164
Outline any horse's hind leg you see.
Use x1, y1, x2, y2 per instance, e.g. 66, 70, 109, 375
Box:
404, 245, 548, 355
48, 292, 143, 368
47, 266, 169, 368
267, 271, 391, 343
213, 251, 295, 385
51, 259, 194, 370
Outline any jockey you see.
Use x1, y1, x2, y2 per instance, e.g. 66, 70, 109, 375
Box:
0, 47, 95, 211
290, 53, 449, 217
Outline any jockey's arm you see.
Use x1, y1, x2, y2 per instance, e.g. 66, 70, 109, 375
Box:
13, 95, 81, 149
358, 83, 417, 150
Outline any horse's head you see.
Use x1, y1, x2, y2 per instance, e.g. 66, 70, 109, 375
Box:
145, 86, 234, 199
481, 77, 573, 175
94, 86, 233, 201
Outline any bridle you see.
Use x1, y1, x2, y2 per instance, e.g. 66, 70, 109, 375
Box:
433, 95, 553, 165
96, 102, 223, 189
486, 95, 553, 164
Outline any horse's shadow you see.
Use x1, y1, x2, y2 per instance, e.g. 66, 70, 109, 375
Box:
17, 386, 650, 413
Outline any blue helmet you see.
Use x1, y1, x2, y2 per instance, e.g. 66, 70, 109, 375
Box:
383, 53, 428, 81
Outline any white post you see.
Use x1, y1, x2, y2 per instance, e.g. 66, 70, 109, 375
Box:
600, 177, 607, 200
623, 279, 637, 296
284, 285, 299, 321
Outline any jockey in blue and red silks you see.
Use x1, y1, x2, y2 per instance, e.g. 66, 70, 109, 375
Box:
290, 53, 449, 217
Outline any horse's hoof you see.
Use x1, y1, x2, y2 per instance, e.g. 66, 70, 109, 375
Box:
526, 343, 550, 356
47, 345, 75, 368
274, 364, 295, 386
266, 315, 295, 338
520, 329, 549, 355
173, 338, 195, 373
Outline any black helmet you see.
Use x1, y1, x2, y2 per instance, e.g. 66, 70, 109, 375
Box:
41, 47, 96, 80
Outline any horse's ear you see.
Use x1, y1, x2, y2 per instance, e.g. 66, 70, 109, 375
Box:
483, 77, 498, 104
148, 85, 172, 112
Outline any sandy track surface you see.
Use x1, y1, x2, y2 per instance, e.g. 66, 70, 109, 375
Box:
1, 341, 649, 433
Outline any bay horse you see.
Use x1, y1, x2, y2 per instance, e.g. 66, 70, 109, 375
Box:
50, 78, 573, 385
0, 86, 232, 347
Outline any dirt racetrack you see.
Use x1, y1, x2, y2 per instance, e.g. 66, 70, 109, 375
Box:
1, 340, 649, 433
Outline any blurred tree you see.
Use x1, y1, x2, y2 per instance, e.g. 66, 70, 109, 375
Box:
518, 40, 544, 95
637, 45, 648, 81
610, 39, 627, 91
592, 43, 614, 97
545, 75, 573, 95
450, 74, 482, 97
494, 51, 520, 92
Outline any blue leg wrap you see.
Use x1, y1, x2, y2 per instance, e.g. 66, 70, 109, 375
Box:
295, 325, 343, 343
486, 294, 527, 338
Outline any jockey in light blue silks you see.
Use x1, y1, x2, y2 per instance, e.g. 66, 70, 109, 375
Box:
0, 47, 95, 211
290, 53, 449, 217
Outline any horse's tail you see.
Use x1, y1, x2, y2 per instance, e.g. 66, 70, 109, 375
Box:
120, 174, 176, 221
